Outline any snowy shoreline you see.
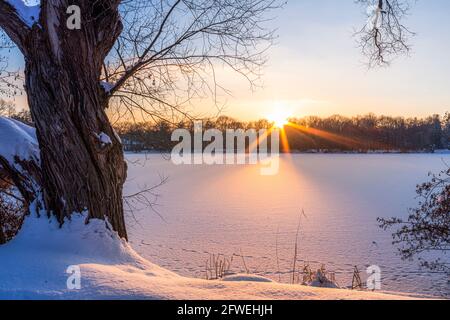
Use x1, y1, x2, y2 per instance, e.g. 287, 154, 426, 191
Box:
0, 213, 438, 300
124, 150, 450, 155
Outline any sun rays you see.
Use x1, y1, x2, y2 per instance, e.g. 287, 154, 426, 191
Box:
254, 107, 388, 157
267, 117, 380, 153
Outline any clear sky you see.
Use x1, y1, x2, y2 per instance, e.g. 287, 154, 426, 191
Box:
5, 0, 450, 120
202, 0, 450, 120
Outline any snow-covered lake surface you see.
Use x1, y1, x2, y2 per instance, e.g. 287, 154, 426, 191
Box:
124, 153, 450, 298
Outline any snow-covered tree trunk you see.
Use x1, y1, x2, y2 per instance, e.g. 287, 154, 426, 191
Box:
0, 1, 128, 238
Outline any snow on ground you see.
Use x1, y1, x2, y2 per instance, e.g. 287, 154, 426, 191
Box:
125, 153, 450, 297
0, 119, 442, 299
0, 210, 428, 300
0, 117, 40, 166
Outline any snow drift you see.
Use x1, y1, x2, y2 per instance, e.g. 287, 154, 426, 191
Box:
0, 117, 39, 167
0, 209, 425, 300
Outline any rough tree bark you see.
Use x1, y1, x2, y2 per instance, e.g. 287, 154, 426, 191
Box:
0, 1, 128, 238
2, 0, 284, 241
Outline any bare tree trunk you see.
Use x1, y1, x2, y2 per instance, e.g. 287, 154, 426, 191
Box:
0, 1, 128, 239
25, 57, 128, 239
25, 42, 127, 239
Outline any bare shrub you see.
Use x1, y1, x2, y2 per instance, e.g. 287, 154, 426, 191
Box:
352, 266, 363, 290
306, 265, 339, 288
205, 254, 234, 280
299, 263, 314, 285
0, 178, 26, 244
379, 166, 450, 273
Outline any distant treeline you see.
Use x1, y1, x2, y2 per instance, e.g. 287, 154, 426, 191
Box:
284, 114, 449, 152
115, 114, 450, 153
2, 101, 449, 153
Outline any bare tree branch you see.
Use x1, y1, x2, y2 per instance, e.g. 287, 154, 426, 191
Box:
0, 0, 34, 51
355, 0, 414, 67
101, 0, 280, 123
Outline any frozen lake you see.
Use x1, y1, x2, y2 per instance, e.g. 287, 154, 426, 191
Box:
124, 153, 450, 297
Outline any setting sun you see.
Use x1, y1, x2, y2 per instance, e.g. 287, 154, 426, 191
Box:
268, 113, 290, 128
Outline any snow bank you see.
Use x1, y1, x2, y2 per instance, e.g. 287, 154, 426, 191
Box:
0, 117, 40, 168
0, 210, 426, 300
434, 149, 450, 155
0, 207, 177, 299
6, 0, 40, 28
